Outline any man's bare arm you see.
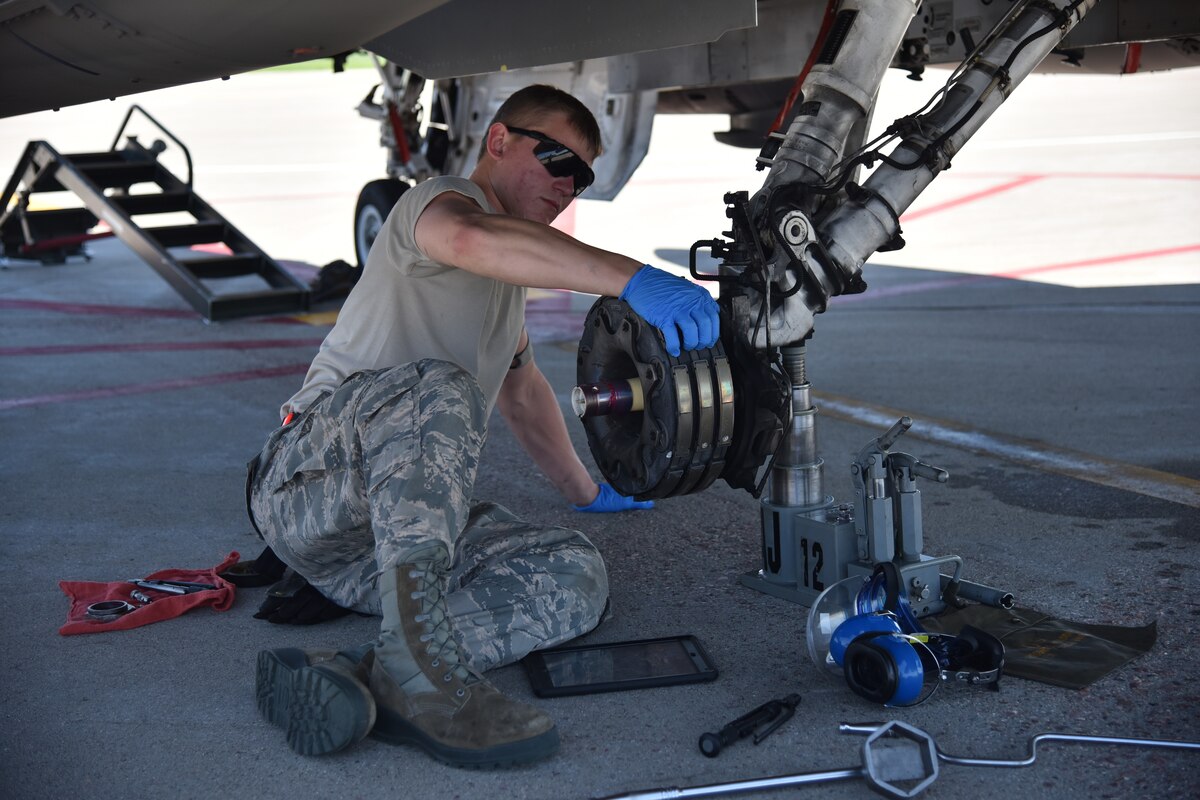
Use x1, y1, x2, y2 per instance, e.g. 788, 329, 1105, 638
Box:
496, 334, 598, 507
415, 192, 640, 297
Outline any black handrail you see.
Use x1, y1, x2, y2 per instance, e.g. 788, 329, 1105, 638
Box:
109, 104, 194, 188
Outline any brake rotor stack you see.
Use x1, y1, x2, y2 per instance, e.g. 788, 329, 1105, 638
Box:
576, 297, 788, 500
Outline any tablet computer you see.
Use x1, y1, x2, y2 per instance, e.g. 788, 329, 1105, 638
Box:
522, 635, 718, 697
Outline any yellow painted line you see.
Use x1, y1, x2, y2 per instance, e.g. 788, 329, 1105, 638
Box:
287, 310, 340, 326
814, 391, 1200, 509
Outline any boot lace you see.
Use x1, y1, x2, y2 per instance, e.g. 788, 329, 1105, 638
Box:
410, 565, 479, 687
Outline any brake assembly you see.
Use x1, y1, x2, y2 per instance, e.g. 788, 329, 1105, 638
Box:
574, 296, 790, 501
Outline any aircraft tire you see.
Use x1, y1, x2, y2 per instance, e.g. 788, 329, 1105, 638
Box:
354, 178, 409, 268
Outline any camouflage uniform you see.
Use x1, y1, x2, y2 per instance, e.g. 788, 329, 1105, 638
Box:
249, 359, 609, 671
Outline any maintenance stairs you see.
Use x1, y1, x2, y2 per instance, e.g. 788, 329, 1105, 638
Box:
0, 105, 310, 321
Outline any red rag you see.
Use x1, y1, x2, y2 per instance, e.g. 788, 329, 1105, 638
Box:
58, 551, 240, 636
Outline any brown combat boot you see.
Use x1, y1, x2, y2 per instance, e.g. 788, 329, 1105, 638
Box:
367, 547, 559, 768
255, 646, 376, 756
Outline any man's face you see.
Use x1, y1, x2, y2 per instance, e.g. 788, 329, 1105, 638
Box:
492, 111, 596, 225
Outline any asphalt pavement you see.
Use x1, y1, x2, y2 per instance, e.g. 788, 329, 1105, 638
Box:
1, 66, 1198, 799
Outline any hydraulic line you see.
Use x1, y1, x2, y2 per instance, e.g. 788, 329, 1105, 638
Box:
815, 0, 1099, 285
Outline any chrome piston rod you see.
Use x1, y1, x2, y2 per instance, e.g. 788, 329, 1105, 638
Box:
767, 344, 826, 508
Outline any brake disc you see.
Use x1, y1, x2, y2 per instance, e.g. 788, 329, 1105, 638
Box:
575, 297, 789, 500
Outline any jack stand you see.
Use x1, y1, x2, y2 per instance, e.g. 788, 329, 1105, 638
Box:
740, 344, 1005, 615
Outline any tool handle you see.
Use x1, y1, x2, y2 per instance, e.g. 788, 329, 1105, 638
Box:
155, 580, 218, 590
911, 460, 948, 483
877, 417, 912, 451
128, 580, 187, 595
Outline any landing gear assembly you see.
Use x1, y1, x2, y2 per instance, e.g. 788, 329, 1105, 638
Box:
575, 0, 1098, 612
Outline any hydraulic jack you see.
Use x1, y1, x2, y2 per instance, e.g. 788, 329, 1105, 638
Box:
740, 343, 1011, 615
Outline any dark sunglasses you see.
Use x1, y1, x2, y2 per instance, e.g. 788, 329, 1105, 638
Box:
505, 125, 595, 197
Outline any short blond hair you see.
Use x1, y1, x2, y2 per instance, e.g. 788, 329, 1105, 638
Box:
480, 84, 601, 159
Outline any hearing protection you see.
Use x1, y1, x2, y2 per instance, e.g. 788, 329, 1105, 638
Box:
811, 563, 1005, 706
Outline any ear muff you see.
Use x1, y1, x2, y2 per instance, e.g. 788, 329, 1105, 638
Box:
829, 613, 903, 666
842, 632, 927, 707
956, 625, 1004, 666
948, 624, 1006, 677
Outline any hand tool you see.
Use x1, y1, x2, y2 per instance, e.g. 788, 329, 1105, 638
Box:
86, 600, 138, 622
127, 579, 217, 595
699, 694, 801, 757
840, 722, 1200, 767
599, 720, 938, 799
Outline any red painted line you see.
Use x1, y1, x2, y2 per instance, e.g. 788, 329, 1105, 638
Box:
0, 297, 313, 324
997, 243, 1200, 279
1038, 170, 1200, 182
930, 170, 1200, 182
0, 363, 311, 411
0, 297, 197, 319
0, 338, 324, 357
840, 243, 1200, 304
900, 175, 1044, 222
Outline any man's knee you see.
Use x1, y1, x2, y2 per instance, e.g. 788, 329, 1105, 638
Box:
412, 359, 486, 432
559, 538, 609, 631
511, 527, 610, 633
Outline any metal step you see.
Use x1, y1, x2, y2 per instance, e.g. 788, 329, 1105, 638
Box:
178, 254, 267, 279
207, 287, 311, 322
30, 158, 160, 192
110, 190, 192, 216
76, 160, 161, 189
145, 220, 226, 248
63, 151, 139, 164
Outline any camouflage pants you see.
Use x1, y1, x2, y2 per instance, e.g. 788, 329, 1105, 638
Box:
248, 359, 609, 671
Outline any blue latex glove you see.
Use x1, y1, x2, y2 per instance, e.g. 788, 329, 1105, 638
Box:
574, 483, 655, 513
619, 265, 720, 357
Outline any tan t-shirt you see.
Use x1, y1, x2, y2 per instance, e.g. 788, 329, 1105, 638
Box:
283, 176, 526, 419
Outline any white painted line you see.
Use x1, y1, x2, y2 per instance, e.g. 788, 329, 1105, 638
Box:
815, 392, 1200, 509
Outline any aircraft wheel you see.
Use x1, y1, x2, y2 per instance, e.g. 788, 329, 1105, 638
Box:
575, 296, 790, 500
354, 179, 409, 268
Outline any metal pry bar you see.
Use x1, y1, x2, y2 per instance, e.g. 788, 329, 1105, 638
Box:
839, 722, 1200, 767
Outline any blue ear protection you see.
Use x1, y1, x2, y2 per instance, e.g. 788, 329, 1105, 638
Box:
828, 611, 903, 665
827, 563, 1005, 707
843, 629, 930, 707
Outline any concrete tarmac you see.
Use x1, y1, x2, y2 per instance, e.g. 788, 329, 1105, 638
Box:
1, 66, 1198, 799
